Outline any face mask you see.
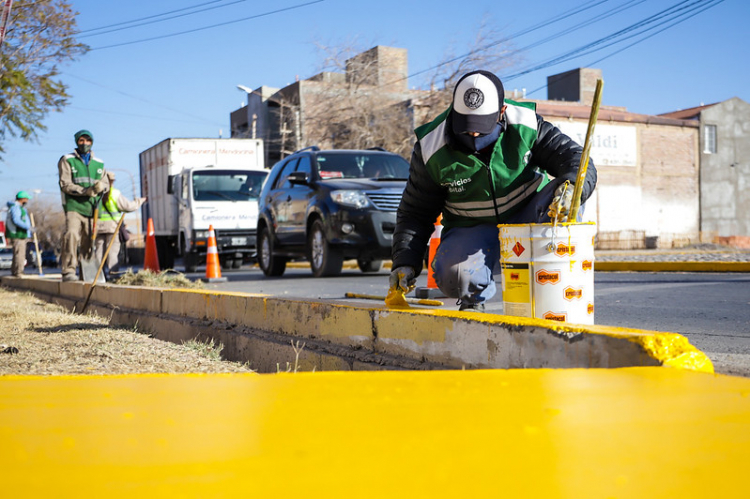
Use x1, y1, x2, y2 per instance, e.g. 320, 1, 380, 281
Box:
455, 122, 505, 153
77, 143, 92, 154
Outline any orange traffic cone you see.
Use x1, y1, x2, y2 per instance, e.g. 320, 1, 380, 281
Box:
143, 218, 160, 272
415, 215, 444, 299
201, 225, 227, 283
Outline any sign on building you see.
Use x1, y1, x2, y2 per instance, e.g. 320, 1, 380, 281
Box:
551, 122, 637, 167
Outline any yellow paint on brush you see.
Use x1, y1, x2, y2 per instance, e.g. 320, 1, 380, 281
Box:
384, 287, 410, 308
1, 368, 749, 497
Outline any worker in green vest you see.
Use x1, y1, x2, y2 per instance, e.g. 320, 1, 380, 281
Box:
390, 70, 597, 311
5, 191, 33, 277
58, 129, 111, 282
95, 171, 146, 279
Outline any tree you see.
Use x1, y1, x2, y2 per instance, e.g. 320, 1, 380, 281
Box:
27, 195, 65, 253
0, 0, 87, 156
303, 24, 522, 157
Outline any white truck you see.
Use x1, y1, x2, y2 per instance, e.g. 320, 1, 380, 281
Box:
139, 138, 268, 272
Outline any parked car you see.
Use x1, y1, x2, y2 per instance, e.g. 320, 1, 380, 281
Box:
0, 247, 12, 270
256, 146, 410, 277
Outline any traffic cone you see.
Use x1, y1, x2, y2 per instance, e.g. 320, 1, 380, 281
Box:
201, 225, 227, 283
415, 215, 445, 299
143, 218, 160, 272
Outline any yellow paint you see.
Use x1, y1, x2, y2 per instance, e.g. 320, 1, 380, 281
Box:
595, 261, 750, 272
1, 368, 749, 497
384, 286, 410, 308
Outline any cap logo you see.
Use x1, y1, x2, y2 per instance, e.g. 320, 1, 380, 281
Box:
463, 88, 484, 110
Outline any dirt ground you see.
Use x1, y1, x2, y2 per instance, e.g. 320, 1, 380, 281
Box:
0, 287, 253, 376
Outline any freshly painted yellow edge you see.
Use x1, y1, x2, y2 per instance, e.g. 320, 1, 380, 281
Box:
596, 261, 750, 272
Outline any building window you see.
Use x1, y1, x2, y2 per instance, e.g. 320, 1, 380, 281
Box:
703, 124, 717, 154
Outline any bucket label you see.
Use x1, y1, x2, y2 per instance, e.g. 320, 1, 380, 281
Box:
543, 311, 567, 322
535, 269, 560, 285
582, 260, 593, 272
502, 263, 531, 305
512, 241, 525, 257
564, 286, 583, 301
587, 302, 595, 315
555, 242, 576, 257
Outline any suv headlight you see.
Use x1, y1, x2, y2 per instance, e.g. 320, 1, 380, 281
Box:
331, 190, 370, 209
194, 230, 209, 239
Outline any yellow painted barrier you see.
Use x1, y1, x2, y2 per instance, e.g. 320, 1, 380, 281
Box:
1, 368, 749, 497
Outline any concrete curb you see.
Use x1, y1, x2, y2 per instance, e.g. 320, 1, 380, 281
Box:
1, 276, 713, 374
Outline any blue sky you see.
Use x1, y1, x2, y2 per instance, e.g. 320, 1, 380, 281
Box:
1, 0, 747, 204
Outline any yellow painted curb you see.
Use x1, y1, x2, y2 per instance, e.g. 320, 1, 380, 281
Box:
595, 261, 750, 272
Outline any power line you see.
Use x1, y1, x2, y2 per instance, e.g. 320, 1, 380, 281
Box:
79, 0, 249, 38
524, 0, 724, 96
63, 74, 225, 126
503, 0, 717, 81
89, 0, 325, 51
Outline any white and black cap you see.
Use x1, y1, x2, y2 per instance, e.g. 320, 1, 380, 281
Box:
451, 70, 505, 135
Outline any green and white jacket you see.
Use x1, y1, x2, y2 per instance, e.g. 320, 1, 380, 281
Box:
392, 100, 597, 275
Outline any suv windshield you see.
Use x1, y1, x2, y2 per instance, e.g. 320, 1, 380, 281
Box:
316, 152, 409, 180
192, 169, 267, 201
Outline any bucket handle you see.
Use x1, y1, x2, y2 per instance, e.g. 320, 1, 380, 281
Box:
547, 181, 571, 252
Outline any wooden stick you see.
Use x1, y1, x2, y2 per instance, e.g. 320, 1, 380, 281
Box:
569, 78, 604, 222
79, 213, 125, 314
345, 292, 444, 307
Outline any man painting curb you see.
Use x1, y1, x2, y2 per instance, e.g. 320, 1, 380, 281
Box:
390, 70, 597, 311
58, 129, 110, 282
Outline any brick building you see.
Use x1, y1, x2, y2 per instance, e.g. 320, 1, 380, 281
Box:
231, 48, 746, 248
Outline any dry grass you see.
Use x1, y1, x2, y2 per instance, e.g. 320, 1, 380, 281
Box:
0, 287, 253, 376
112, 269, 204, 289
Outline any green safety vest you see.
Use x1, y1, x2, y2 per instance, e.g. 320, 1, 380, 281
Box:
99, 188, 121, 222
62, 153, 105, 216
5, 204, 29, 239
416, 99, 549, 229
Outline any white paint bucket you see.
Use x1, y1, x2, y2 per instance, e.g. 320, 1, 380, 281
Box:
499, 223, 596, 325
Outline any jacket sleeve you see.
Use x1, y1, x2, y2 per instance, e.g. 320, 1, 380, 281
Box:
10, 205, 31, 231
58, 155, 88, 196
391, 142, 446, 276
530, 115, 597, 203
114, 192, 144, 213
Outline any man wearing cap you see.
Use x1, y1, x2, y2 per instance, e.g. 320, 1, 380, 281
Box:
95, 171, 146, 279
58, 129, 111, 282
390, 70, 597, 311
5, 191, 33, 277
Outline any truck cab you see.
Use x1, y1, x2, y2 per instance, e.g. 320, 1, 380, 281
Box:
172, 167, 267, 272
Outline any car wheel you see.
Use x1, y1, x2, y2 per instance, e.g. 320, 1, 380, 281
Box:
232, 258, 242, 269
221, 257, 232, 270
308, 219, 343, 277
357, 259, 383, 273
258, 226, 286, 276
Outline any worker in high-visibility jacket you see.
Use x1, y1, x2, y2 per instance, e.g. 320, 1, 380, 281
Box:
95, 171, 146, 278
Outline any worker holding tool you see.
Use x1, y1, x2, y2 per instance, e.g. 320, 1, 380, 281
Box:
95, 171, 146, 279
390, 70, 597, 311
4, 191, 33, 277
58, 129, 110, 282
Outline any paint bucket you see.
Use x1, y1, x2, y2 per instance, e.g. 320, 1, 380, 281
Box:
499, 222, 596, 324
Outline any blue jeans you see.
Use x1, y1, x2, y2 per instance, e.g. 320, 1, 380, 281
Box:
432, 179, 578, 305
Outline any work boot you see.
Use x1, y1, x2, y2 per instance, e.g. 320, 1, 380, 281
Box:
62, 273, 78, 282
458, 301, 486, 312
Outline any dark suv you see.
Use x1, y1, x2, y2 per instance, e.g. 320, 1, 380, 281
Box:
256, 147, 410, 277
